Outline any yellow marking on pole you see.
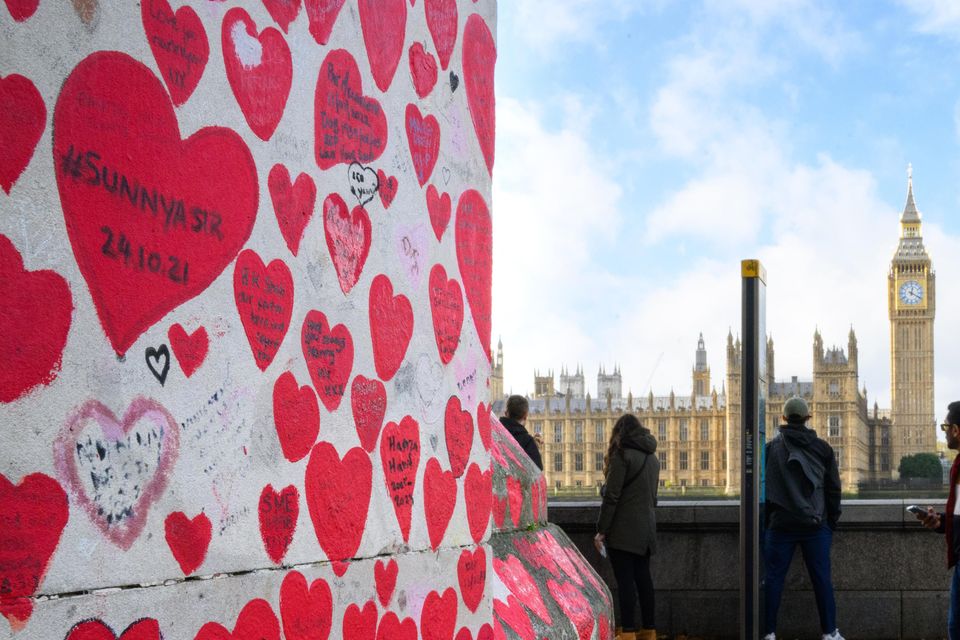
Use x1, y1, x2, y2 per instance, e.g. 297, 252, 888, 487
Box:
741, 259, 767, 283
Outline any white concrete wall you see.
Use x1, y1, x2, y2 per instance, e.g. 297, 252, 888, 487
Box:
0, 1, 497, 637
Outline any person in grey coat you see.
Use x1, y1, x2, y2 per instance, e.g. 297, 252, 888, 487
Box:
594, 413, 659, 640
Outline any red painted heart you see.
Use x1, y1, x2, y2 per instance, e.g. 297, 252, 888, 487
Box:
351, 375, 386, 453
426, 185, 451, 242
53, 52, 258, 357
598, 614, 612, 640
269, 164, 316, 257
141, 0, 209, 106
493, 596, 534, 640
506, 477, 523, 527
342, 601, 377, 640
0, 473, 68, 628
0, 73, 45, 193
424, 0, 458, 70
455, 190, 492, 361
234, 250, 293, 371
377, 169, 398, 209
374, 558, 398, 607
408, 42, 438, 98
272, 371, 319, 462
258, 484, 298, 564
314, 49, 387, 170
463, 462, 491, 543
0, 235, 72, 403
476, 402, 492, 451
457, 547, 486, 613
164, 511, 211, 575
547, 579, 594, 640
369, 274, 413, 381
444, 395, 472, 478
195, 598, 280, 640
64, 618, 162, 640
304, 443, 371, 572
493, 555, 551, 624
405, 103, 440, 187
358, 0, 407, 92
423, 457, 456, 550
420, 587, 458, 640
167, 323, 207, 378
3, 0, 37, 21
222, 8, 292, 140
280, 570, 332, 640
263, 0, 302, 33
304, 0, 345, 44
491, 494, 507, 530
323, 193, 371, 294
376, 612, 418, 640
429, 264, 464, 365
463, 14, 496, 175
301, 310, 354, 412
379, 416, 420, 542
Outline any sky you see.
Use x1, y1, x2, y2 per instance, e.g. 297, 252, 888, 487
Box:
489, 0, 960, 417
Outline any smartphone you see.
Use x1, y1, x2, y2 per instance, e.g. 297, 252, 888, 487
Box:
906, 505, 927, 516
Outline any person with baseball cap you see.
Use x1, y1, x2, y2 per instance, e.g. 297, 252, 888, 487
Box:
915, 401, 960, 639
763, 396, 844, 640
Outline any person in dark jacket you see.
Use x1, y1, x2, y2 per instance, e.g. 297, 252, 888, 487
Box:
594, 413, 659, 640
500, 395, 543, 470
916, 401, 960, 640
763, 396, 843, 640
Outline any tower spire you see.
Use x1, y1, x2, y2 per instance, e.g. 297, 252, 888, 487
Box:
901, 163, 920, 224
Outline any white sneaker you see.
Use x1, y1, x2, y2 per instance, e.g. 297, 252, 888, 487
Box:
762, 634, 776, 640
822, 630, 845, 640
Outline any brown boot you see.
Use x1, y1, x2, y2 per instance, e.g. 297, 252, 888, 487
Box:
636, 629, 657, 640
615, 632, 636, 640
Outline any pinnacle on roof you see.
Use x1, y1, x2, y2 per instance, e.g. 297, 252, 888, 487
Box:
901, 163, 920, 224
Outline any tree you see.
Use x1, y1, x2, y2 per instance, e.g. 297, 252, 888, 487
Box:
898, 453, 943, 481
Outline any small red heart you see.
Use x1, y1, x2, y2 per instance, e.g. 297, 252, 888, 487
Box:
408, 42, 438, 98
0, 73, 45, 193
323, 193, 372, 295
444, 395, 472, 478
269, 164, 317, 257
463, 14, 496, 175
456, 190, 492, 361
476, 402, 492, 451
457, 547, 486, 613
258, 484, 298, 564
598, 615, 612, 640
493, 596, 534, 640
167, 323, 208, 378
2, 0, 37, 22
304, 0, 345, 45
420, 587, 458, 640
342, 601, 377, 640
195, 599, 280, 640
455, 629, 472, 640
141, 0, 209, 106
547, 579, 595, 640
234, 250, 293, 372
164, 511, 211, 575
280, 570, 332, 640
377, 169, 398, 209
380, 416, 420, 542
405, 103, 440, 187
376, 612, 418, 640
304, 443, 371, 569
358, 0, 407, 92
273, 371, 320, 462
423, 458, 456, 550
351, 375, 386, 452
426, 185, 451, 242
222, 8, 292, 140
374, 558, 398, 607
424, 0, 458, 71
301, 310, 354, 412
464, 462, 491, 543
506, 477, 523, 527
64, 618, 162, 640
429, 264, 463, 365
494, 556, 551, 624
263, 0, 302, 33
368, 274, 413, 381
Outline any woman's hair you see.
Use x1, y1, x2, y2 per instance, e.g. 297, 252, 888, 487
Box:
603, 413, 643, 477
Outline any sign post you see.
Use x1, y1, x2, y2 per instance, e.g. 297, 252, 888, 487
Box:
740, 259, 767, 639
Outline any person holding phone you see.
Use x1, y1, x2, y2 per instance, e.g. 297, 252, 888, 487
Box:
594, 413, 659, 640
914, 401, 960, 639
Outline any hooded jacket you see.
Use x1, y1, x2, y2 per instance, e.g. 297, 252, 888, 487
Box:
500, 416, 543, 470
597, 427, 660, 555
765, 423, 842, 532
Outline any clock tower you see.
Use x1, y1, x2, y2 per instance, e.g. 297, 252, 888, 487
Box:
889, 166, 936, 473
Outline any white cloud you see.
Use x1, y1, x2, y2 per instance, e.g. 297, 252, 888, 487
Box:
898, 0, 960, 37
509, 0, 655, 55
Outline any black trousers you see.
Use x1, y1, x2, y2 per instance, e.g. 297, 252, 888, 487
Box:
608, 547, 655, 630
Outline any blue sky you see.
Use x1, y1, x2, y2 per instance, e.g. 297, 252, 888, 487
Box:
490, 0, 960, 416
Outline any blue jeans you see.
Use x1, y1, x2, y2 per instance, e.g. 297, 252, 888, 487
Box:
949, 564, 960, 640
764, 525, 837, 635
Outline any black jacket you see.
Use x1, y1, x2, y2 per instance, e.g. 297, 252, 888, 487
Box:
597, 427, 660, 555
765, 424, 842, 532
500, 417, 543, 470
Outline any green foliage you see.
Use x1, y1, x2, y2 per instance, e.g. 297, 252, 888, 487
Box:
898, 453, 943, 481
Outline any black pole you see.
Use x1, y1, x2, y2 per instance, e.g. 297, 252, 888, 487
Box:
740, 259, 767, 639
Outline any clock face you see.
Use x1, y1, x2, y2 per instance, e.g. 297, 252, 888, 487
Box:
899, 280, 924, 305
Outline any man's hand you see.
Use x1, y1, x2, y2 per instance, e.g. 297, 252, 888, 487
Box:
533, 433, 543, 448
919, 506, 941, 530
593, 533, 606, 555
